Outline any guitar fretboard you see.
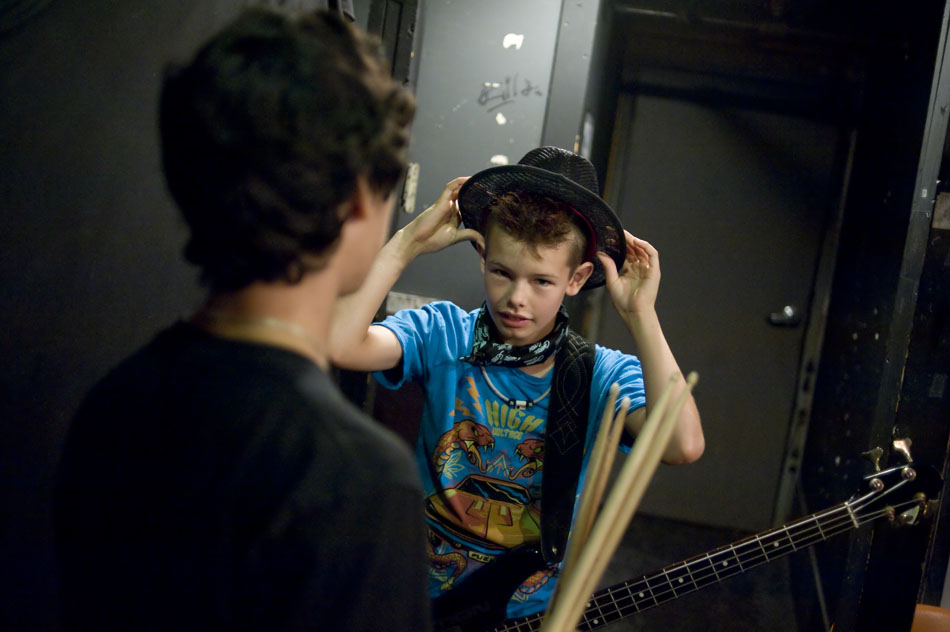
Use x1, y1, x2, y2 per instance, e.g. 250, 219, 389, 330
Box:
498, 495, 869, 632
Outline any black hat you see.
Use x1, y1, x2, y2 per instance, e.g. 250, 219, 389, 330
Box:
458, 146, 625, 289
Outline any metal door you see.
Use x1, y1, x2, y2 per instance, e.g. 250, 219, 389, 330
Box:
598, 91, 843, 531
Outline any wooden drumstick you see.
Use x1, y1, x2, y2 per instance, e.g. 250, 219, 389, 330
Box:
542, 371, 698, 632
548, 372, 698, 632
542, 372, 681, 631
560, 384, 627, 582
541, 372, 678, 632
579, 396, 629, 542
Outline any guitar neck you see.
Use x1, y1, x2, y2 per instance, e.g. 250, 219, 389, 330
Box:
499, 499, 858, 632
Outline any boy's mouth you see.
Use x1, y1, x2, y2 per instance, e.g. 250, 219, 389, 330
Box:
498, 311, 531, 328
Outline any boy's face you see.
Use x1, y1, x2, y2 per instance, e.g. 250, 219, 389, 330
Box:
481, 223, 592, 346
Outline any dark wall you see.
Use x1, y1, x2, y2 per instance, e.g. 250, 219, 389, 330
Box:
0, 3, 217, 628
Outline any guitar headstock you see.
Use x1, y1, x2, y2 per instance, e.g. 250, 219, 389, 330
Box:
857, 438, 941, 527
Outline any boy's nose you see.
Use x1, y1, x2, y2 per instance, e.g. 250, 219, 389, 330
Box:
506, 281, 528, 308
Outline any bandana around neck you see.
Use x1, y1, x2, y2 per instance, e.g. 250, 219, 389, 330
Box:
459, 303, 570, 367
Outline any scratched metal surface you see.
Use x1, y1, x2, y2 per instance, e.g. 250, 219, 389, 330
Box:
389, 0, 562, 311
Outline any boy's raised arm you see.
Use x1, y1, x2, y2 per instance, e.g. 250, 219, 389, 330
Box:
597, 231, 705, 465
329, 177, 483, 372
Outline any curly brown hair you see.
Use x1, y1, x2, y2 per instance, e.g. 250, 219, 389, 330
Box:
159, 7, 415, 291
483, 191, 591, 269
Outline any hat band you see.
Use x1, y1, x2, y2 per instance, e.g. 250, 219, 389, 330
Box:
570, 207, 598, 264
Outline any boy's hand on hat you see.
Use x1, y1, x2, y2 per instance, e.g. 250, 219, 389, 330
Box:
397, 177, 484, 260
597, 231, 660, 320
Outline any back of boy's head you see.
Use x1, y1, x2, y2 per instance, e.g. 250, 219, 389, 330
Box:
484, 191, 590, 269
159, 7, 415, 292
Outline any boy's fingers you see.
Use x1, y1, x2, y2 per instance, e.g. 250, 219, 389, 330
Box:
632, 235, 658, 256
432, 177, 468, 211
597, 251, 620, 284
445, 177, 469, 200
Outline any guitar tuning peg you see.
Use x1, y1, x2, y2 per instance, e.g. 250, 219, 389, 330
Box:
892, 438, 913, 463
862, 447, 884, 472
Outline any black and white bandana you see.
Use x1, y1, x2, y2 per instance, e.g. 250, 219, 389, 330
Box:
459, 303, 570, 367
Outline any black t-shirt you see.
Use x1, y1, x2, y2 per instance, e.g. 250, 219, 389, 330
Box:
55, 322, 430, 631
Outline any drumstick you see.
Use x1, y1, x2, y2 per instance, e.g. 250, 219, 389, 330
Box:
541, 371, 680, 632
579, 396, 629, 541
560, 385, 627, 582
568, 383, 619, 551
549, 386, 620, 613
542, 372, 698, 632
547, 372, 699, 632
540, 372, 678, 632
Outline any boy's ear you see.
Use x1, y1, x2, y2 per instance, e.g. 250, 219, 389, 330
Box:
476, 239, 486, 274
345, 177, 371, 221
345, 176, 387, 222
565, 261, 595, 296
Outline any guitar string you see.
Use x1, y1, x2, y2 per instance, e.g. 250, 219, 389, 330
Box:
495, 497, 920, 632
502, 503, 863, 632
593, 503, 912, 625
496, 481, 918, 631
582, 502, 918, 630
501, 503, 906, 632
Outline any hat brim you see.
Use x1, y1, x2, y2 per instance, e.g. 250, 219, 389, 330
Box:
458, 164, 625, 289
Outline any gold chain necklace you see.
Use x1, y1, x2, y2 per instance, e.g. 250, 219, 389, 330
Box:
197, 309, 327, 364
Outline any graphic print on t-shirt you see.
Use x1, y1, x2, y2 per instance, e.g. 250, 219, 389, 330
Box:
433, 418, 494, 474
424, 374, 554, 602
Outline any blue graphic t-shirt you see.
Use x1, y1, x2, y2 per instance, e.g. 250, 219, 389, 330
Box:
374, 301, 645, 621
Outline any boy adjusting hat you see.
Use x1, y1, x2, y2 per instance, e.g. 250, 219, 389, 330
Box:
458, 146, 626, 289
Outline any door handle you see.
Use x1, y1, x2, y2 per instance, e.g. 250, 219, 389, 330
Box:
768, 305, 802, 327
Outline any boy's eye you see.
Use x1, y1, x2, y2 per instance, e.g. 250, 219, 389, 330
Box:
535, 278, 553, 286
491, 268, 510, 278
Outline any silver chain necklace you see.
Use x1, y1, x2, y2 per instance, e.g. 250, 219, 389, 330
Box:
480, 365, 552, 410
